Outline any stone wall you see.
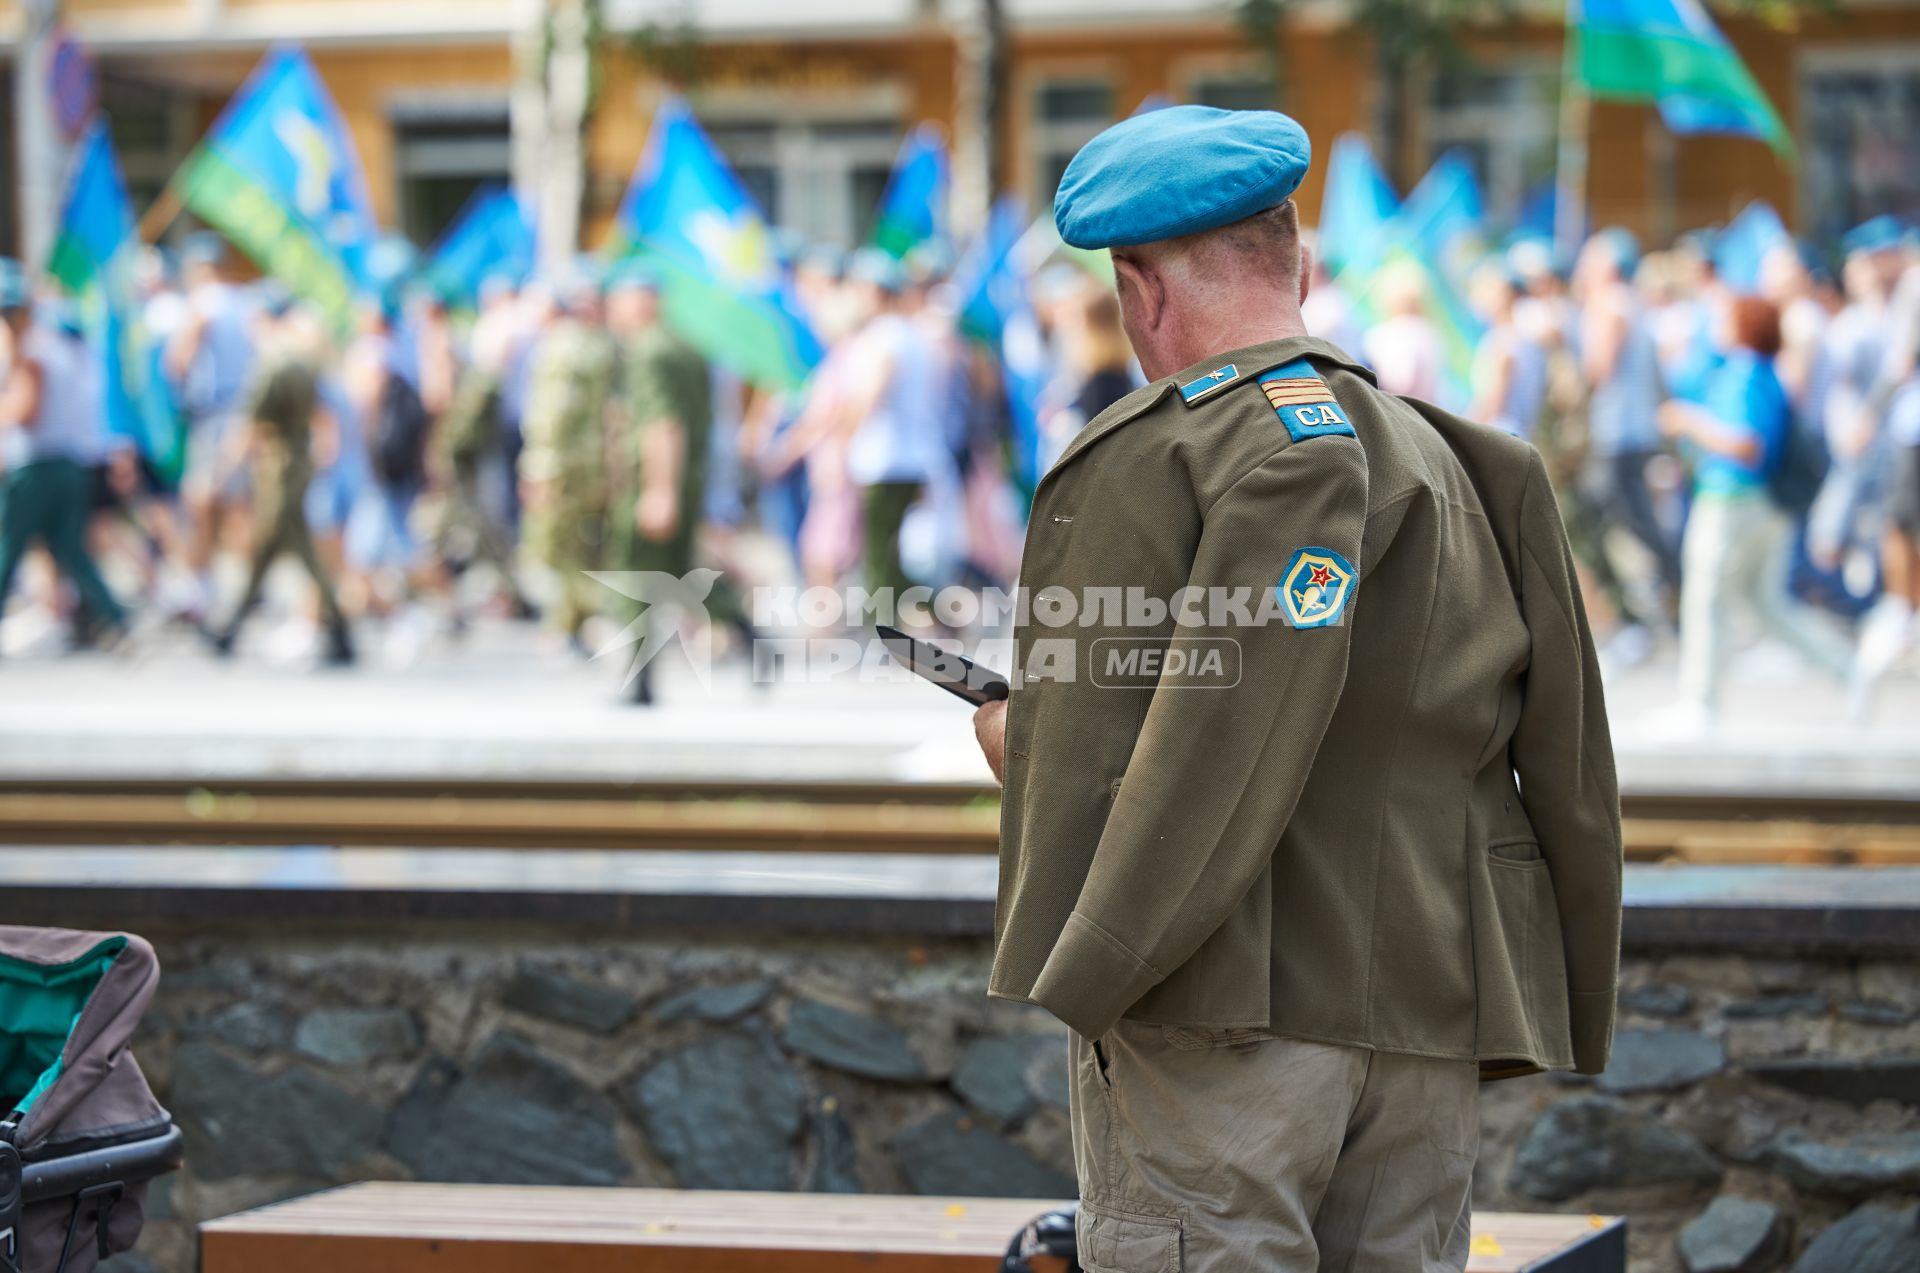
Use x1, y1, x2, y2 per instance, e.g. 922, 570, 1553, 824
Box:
94, 924, 1920, 1273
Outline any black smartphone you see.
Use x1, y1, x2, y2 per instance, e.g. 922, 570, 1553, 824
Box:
874, 625, 1011, 707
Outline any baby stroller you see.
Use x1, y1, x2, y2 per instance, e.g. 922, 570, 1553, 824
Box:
0, 928, 182, 1273
1002, 1202, 1081, 1273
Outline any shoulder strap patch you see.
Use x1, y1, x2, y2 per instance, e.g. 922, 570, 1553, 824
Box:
1178, 363, 1240, 405
1258, 359, 1355, 443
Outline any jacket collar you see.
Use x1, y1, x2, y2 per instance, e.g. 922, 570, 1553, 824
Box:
1042, 335, 1375, 490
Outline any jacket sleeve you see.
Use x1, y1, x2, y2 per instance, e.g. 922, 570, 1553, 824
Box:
1511, 450, 1623, 1074
1028, 434, 1369, 1040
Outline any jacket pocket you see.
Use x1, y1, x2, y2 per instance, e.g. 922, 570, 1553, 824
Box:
1160, 1025, 1278, 1051
1077, 1200, 1183, 1273
1473, 840, 1573, 1067
1487, 836, 1543, 863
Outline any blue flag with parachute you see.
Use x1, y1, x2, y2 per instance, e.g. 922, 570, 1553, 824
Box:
421, 185, 536, 306
953, 196, 1050, 497
871, 124, 949, 261
1713, 200, 1790, 295
1394, 150, 1486, 287
169, 45, 377, 331
606, 97, 823, 391
48, 121, 182, 479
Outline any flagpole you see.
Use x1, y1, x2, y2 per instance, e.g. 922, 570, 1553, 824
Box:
1554, 1, 1589, 264
136, 187, 182, 245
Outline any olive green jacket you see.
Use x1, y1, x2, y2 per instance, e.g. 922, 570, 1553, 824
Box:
990, 336, 1622, 1078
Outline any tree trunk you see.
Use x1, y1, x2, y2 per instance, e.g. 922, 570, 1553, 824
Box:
15, 0, 65, 271
1373, 48, 1416, 193
952, 0, 1009, 234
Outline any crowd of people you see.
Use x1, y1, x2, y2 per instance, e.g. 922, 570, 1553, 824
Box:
1450, 217, 1920, 728
1, 213, 1918, 722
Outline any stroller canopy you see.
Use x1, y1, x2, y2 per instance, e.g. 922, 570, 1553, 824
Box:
0, 928, 162, 1151
0, 928, 177, 1273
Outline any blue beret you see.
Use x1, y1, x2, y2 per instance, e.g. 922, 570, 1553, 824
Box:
1594, 226, 1641, 274
181, 231, 228, 268
605, 257, 665, 294
1054, 105, 1311, 250
849, 247, 906, 293
254, 280, 296, 318
1674, 228, 1719, 261
1844, 214, 1908, 256
478, 271, 520, 303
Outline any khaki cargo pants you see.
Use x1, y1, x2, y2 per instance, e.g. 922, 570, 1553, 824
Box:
1069, 1023, 1478, 1273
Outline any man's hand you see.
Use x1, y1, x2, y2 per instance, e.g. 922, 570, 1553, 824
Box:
635, 486, 678, 541
973, 699, 1009, 785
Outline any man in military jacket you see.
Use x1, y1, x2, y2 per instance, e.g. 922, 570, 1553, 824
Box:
971, 106, 1623, 1272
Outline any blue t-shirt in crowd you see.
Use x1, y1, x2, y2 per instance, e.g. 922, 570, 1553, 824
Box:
1888, 379, 1920, 450
1587, 303, 1664, 455
1693, 348, 1788, 496
181, 281, 255, 418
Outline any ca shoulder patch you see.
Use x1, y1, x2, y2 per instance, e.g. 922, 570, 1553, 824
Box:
1277, 547, 1358, 629
1258, 359, 1355, 443
1179, 363, 1240, 405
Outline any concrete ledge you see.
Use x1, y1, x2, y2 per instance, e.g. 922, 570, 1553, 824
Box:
2, 850, 1918, 954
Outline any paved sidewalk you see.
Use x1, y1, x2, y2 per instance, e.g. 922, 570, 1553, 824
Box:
2, 618, 1916, 792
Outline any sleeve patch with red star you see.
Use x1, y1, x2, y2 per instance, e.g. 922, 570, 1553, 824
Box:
1278, 547, 1357, 628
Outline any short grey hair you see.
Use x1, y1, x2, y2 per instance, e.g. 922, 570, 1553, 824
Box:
1119, 199, 1303, 293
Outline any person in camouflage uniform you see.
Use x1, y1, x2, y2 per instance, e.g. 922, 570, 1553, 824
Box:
208, 293, 354, 664
517, 271, 617, 646
426, 348, 534, 618
607, 263, 712, 703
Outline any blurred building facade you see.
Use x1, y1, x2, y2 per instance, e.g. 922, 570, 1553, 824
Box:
1, 0, 1917, 254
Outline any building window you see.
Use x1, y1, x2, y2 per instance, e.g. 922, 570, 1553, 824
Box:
100, 72, 195, 221
391, 99, 512, 247
1424, 61, 1558, 232
703, 116, 901, 249
1190, 72, 1277, 113
1032, 76, 1116, 211
1801, 52, 1920, 246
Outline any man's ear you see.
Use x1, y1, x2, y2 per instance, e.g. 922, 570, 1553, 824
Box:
1298, 240, 1314, 308
1113, 254, 1164, 332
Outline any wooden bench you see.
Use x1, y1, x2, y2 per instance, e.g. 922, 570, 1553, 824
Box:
201, 1182, 1626, 1272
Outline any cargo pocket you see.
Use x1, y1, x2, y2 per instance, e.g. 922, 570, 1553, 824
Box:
1160, 1025, 1278, 1051
1076, 1200, 1183, 1273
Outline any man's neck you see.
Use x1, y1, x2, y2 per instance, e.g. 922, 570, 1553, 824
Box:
1148, 308, 1308, 381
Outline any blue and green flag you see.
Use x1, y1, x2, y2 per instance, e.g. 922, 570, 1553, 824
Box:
1317, 133, 1400, 278
422, 185, 536, 307
48, 121, 181, 478
1713, 200, 1790, 294
608, 98, 823, 391
871, 124, 949, 261
953, 197, 1051, 496
170, 46, 377, 329
1395, 151, 1486, 283
1572, 0, 1794, 160
1389, 155, 1487, 408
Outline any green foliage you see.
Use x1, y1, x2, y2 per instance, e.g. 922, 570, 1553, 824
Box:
626, 4, 705, 89
1233, 0, 1292, 107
